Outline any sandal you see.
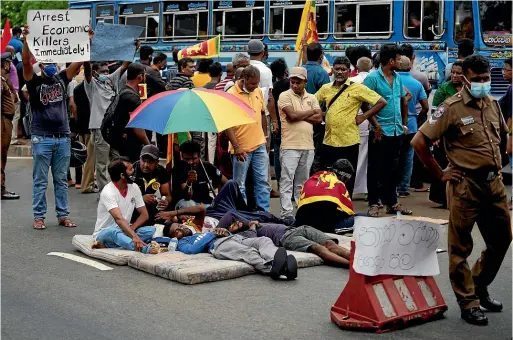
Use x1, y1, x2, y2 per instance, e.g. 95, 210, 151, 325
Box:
414, 186, 430, 192
367, 204, 380, 217
58, 217, 77, 228
33, 219, 46, 230
386, 204, 413, 215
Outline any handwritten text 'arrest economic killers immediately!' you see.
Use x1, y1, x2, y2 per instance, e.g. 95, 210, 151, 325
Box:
30, 11, 90, 58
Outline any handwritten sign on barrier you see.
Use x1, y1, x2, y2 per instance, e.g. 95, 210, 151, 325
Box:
353, 216, 442, 277
27, 9, 90, 63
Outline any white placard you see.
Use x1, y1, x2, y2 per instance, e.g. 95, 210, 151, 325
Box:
27, 9, 90, 63
353, 217, 443, 277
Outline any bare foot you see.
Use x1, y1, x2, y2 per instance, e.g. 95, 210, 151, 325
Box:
92, 241, 107, 249
149, 241, 161, 254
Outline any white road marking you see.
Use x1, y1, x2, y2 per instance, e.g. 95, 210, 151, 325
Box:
47, 252, 113, 271
7, 156, 32, 160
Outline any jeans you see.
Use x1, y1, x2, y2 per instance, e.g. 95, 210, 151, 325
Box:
96, 225, 155, 254
397, 134, 415, 194
367, 134, 403, 207
32, 135, 70, 220
232, 144, 271, 211
279, 149, 314, 218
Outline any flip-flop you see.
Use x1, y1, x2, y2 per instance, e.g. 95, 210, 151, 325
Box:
58, 218, 77, 228
367, 205, 380, 217
33, 219, 46, 230
414, 187, 430, 192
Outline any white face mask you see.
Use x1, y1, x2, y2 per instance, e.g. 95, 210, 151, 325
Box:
345, 26, 355, 33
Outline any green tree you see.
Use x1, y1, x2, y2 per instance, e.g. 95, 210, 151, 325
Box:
1, 1, 69, 28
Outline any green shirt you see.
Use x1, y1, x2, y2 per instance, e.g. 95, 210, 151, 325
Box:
432, 81, 459, 107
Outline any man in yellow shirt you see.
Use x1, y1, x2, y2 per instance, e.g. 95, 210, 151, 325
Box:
225, 66, 271, 211
191, 59, 212, 88
314, 56, 386, 197
277, 67, 323, 223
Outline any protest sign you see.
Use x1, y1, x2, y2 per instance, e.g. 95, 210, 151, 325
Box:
353, 216, 442, 277
27, 9, 90, 63
90, 23, 144, 62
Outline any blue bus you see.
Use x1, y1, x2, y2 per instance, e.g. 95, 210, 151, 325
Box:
69, 0, 512, 95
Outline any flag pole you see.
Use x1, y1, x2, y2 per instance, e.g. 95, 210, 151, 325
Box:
296, 1, 312, 67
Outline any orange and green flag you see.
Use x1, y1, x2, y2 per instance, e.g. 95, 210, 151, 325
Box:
295, 0, 319, 51
178, 36, 220, 60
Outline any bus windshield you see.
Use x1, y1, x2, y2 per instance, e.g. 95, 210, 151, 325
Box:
479, 1, 512, 46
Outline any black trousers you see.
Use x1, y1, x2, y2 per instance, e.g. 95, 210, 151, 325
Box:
367, 134, 403, 206
316, 143, 359, 197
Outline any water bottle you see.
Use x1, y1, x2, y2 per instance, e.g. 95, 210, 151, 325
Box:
157, 196, 166, 211
168, 237, 178, 252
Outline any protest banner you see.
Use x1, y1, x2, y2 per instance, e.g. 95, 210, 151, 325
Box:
90, 23, 144, 62
353, 216, 442, 276
27, 9, 90, 63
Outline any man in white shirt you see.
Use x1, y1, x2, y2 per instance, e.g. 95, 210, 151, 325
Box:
350, 57, 372, 195
92, 157, 160, 254
248, 39, 280, 197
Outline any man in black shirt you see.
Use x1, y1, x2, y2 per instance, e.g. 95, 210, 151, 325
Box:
172, 140, 227, 209
115, 63, 150, 162
132, 145, 171, 225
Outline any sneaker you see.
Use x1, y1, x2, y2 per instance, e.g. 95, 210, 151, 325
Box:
1, 191, 20, 200
270, 247, 287, 280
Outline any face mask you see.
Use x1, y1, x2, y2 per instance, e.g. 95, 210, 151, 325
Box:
43, 64, 58, 77
345, 26, 354, 33
98, 74, 109, 82
464, 76, 491, 98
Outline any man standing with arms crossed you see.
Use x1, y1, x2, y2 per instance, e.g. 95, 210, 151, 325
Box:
412, 55, 511, 326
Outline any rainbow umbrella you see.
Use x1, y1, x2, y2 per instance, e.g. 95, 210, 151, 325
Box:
126, 88, 257, 134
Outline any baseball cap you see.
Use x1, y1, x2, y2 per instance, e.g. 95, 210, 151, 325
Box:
1, 52, 12, 61
290, 67, 307, 80
140, 144, 160, 160
248, 39, 265, 54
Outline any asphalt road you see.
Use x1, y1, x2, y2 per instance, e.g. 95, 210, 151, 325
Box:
2, 158, 512, 340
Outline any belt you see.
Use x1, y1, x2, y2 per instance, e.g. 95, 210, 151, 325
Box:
460, 167, 499, 181
40, 133, 70, 138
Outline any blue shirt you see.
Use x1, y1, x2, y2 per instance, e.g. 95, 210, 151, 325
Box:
398, 72, 427, 134
8, 37, 23, 54
363, 67, 407, 137
303, 61, 330, 95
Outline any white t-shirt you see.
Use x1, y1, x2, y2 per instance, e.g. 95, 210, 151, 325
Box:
250, 60, 273, 115
84, 67, 122, 129
93, 182, 145, 239
349, 72, 371, 137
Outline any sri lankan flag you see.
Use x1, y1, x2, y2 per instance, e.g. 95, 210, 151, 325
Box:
178, 36, 220, 60
166, 132, 192, 167
298, 171, 355, 215
295, 0, 319, 51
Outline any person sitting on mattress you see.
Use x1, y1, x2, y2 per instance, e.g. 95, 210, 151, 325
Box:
294, 159, 356, 233
163, 224, 298, 280
217, 211, 350, 267
92, 157, 160, 254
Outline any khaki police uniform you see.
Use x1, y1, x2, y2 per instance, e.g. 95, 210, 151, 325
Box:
420, 87, 512, 310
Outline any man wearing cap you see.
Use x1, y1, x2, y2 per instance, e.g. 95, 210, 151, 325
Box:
248, 39, 280, 197
277, 67, 322, 224
1, 52, 20, 200
132, 145, 171, 225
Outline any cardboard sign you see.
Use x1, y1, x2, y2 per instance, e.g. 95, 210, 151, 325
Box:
90, 23, 144, 62
27, 9, 90, 63
353, 217, 443, 277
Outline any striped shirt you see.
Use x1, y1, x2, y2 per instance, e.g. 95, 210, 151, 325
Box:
215, 75, 234, 91
166, 74, 194, 91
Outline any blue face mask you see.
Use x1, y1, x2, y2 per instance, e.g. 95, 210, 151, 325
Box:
42, 64, 58, 77
464, 76, 491, 98
98, 74, 109, 82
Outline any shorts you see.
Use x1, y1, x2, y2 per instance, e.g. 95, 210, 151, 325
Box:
280, 225, 338, 253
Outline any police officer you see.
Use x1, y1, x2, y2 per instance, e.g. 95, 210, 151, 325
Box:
412, 55, 511, 326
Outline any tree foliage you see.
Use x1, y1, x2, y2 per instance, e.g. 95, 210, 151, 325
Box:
1, 1, 69, 28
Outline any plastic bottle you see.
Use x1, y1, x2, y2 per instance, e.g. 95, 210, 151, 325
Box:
157, 196, 166, 211
168, 237, 178, 251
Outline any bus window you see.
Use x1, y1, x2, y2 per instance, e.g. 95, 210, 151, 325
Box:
334, 1, 392, 39
119, 3, 160, 42
96, 4, 114, 25
213, 1, 265, 39
269, 0, 329, 40
404, 0, 444, 40
479, 1, 512, 46
163, 1, 208, 41
454, 1, 474, 42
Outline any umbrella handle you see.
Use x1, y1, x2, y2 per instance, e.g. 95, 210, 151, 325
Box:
199, 159, 217, 199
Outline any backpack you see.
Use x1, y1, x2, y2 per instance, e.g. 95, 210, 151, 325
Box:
100, 88, 133, 149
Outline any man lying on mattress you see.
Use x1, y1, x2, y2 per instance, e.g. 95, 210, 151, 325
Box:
162, 223, 298, 280
217, 211, 350, 267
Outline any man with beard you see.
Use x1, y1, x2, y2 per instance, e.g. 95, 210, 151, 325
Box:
132, 145, 171, 225
363, 44, 412, 217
